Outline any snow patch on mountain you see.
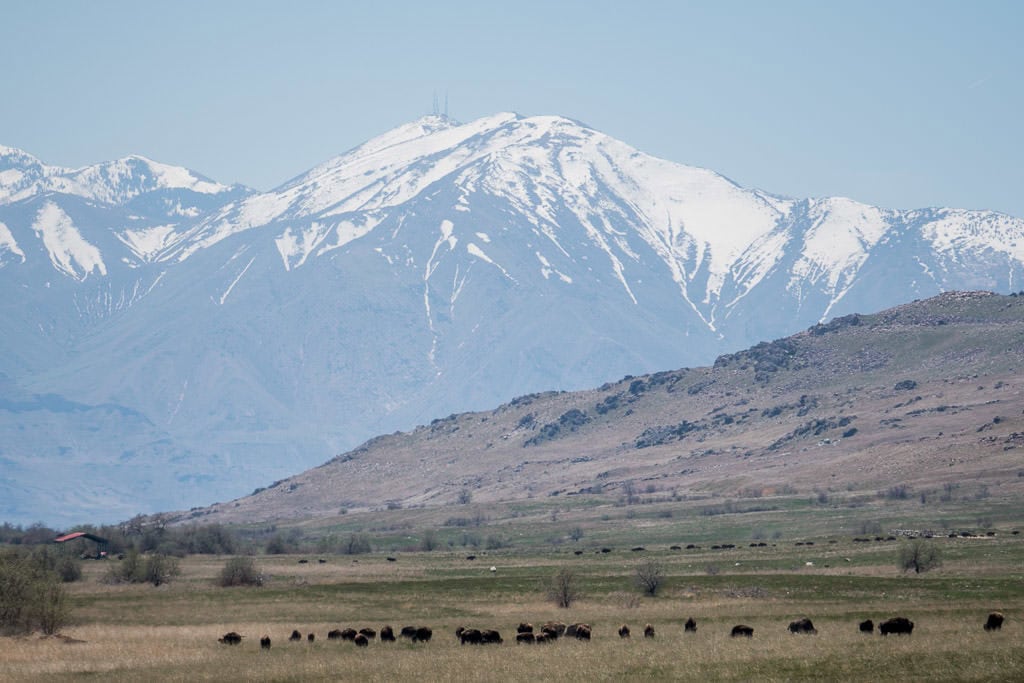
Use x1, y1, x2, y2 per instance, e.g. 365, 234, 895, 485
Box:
118, 224, 180, 263
32, 202, 106, 279
0, 221, 25, 264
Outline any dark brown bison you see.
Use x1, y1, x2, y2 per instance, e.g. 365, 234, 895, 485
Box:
399, 626, 418, 640
618, 624, 631, 638
327, 629, 344, 640
534, 633, 550, 644
541, 621, 566, 638
517, 622, 534, 634
731, 624, 754, 638
260, 635, 271, 649
358, 628, 376, 640
879, 617, 914, 636
516, 632, 536, 644
984, 612, 1005, 631
566, 623, 591, 640
289, 630, 302, 642
643, 623, 655, 638
859, 619, 874, 634
481, 629, 503, 644
459, 628, 483, 645
218, 631, 242, 645
684, 617, 697, 633
340, 628, 358, 641
307, 633, 315, 643
354, 633, 369, 647
788, 617, 817, 635
380, 625, 396, 642
413, 626, 432, 642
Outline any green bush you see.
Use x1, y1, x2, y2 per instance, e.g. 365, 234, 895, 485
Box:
103, 550, 180, 586
0, 549, 69, 635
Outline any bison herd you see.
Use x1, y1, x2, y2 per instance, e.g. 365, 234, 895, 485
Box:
218, 612, 1006, 649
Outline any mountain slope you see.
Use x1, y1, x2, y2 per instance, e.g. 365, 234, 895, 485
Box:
184, 291, 1024, 525
2, 114, 1024, 525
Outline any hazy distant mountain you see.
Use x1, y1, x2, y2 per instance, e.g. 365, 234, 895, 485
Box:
1, 115, 1023, 525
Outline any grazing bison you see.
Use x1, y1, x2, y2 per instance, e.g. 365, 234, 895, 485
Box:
517, 622, 534, 634
399, 626, 418, 640
327, 629, 343, 640
414, 627, 433, 643
307, 633, 315, 643
788, 618, 817, 635
541, 621, 566, 640
566, 623, 591, 640
534, 633, 550, 644
358, 628, 376, 640
354, 633, 369, 647
859, 619, 874, 634
340, 628, 358, 641
380, 625, 396, 642
644, 623, 655, 638
218, 632, 243, 645
731, 625, 754, 638
289, 630, 302, 642
618, 624, 631, 638
684, 617, 697, 633
984, 612, 1005, 631
459, 628, 483, 645
516, 632, 535, 644
481, 629, 503, 644
260, 635, 271, 650
879, 617, 914, 636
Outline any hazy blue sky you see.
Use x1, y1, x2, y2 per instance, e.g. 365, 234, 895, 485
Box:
4, 1, 1022, 215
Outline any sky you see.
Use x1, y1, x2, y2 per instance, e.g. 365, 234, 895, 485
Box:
3, 1, 1022, 216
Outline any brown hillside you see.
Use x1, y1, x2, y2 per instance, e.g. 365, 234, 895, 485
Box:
183, 291, 1024, 525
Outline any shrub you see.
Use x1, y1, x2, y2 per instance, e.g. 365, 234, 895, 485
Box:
635, 559, 664, 596
218, 556, 262, 587
343, 533, 372, 555
103, 550, 180, 586
547, 568, 580, 608
0, 549, 69, 635
898, 539, 942, 574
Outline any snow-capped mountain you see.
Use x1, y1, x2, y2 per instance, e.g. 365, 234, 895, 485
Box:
2, 113, 1023, 525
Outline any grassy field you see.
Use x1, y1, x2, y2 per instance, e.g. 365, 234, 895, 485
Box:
3, 514, 1023, 682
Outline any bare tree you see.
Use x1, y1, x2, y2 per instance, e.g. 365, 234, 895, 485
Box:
635, 558, 664, 596
547, 568, 581, 608
898, 538, 942, 574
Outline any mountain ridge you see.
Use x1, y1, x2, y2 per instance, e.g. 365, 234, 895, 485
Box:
2, 114, 1024, 525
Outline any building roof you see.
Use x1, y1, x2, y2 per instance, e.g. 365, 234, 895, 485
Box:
54, 531, 108, 544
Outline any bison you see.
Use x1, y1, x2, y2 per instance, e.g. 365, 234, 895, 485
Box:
289, 630, 302, 642
354, 633, 369, 647
534, 633, 550, 644
399, 626, 418, 640
340, 628, 358, 641
260, 635, 271, 650
516, 632, 535, 644
859, 619, 874, 634
788, 617, 817, 635
218, 632, 242, 645
481, 629, 503, 644
327, 629, 344, 640
358, 628, 376, 640
541, 621, 566, 639
414, 626, 433, 642
984, 612, 1005, 631
879, 617, 914, 636
459, 628, 483, 645
380, 625, 396, 642
517, 622, 534, 634
731, 624, 754, 638
618, 624, 631, 638
684, 617, 697, 633
307, 633, 315, 643
644, 623, 655, 638
566, 623, 591, 640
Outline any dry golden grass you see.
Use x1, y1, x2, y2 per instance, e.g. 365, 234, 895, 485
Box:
4, 540, 1024, 681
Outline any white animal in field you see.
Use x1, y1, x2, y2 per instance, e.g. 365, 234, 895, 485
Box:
489, 566, 497, 573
